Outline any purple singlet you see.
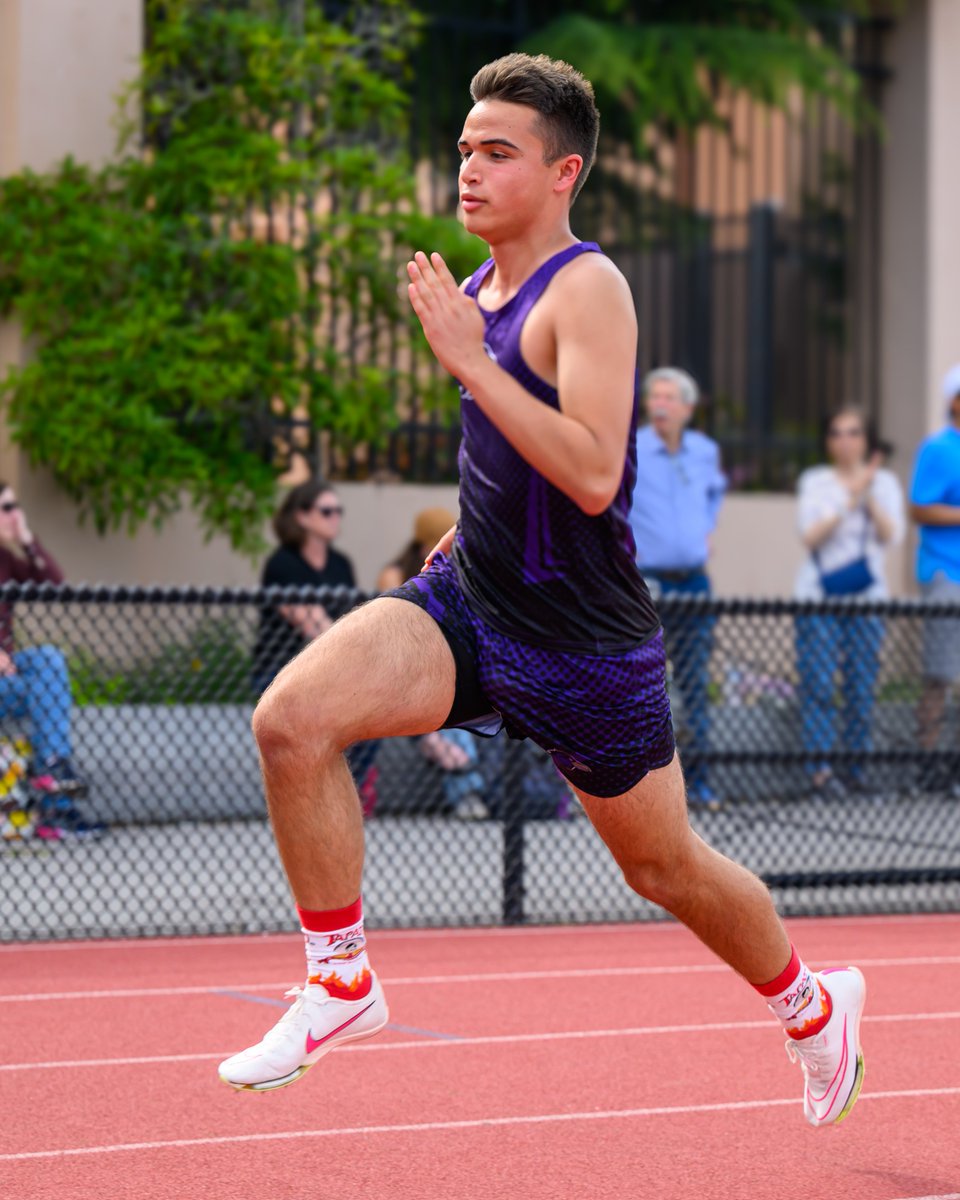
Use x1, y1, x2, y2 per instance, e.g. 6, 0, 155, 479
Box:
451, 242, 659, 653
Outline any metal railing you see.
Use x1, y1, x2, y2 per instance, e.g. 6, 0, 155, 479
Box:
1, 582, 958, 940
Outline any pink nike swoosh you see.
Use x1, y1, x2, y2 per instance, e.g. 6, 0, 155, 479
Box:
809, 1014, 849, 1120
305, 1001, 376, 1056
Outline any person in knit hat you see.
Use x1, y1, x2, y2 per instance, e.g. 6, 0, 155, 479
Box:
377, 507, 457, 592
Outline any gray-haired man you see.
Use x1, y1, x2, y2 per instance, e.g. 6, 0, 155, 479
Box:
628, 367, 727, 809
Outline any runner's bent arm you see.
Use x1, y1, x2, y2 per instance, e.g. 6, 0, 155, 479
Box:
408, 251, 636, 516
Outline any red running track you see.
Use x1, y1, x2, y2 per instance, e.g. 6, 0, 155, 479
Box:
1, 914, 959, 1200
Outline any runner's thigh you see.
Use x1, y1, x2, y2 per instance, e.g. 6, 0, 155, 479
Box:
260, 596, 456, 745
572, 753, 692, 875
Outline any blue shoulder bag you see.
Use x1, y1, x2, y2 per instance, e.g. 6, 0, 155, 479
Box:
814, 510, 874, 596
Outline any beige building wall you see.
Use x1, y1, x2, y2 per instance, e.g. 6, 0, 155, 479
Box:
879, 0, 960, 595
0, 0, 951, 597
0, 0, 143, 539
926, 0, 960, 430
0, 0, 140, 173
12, 481, 900, 601
344, 489, 816, 599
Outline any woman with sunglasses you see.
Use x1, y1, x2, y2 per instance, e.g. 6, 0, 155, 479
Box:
253, 479, 356, 693
0, 482, 99, 837
793, 407, 905, 797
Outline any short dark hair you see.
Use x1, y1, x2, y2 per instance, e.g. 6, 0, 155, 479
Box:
469, 53, 600, 202
273, 478, 336, 548
823, 404, 877, 455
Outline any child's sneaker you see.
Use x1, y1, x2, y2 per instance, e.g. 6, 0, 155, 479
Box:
452, 792, 489, 821
37, 795, 107, 840
219, 972, 389, 1092
786, 966, 865, 1126
33, 822, 63, 841
29, 756, 89, 799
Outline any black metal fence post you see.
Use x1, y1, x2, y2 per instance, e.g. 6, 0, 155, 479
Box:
747, 202, 776, 442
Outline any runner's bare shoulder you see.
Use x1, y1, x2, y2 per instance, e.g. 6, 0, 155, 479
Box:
548, 250, 636, 325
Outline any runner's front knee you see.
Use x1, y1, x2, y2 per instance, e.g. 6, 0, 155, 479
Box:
252, 684, 339, 764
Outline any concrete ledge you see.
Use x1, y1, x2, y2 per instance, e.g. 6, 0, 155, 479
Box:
72, 704, 457, 823
74, 703, 261, 822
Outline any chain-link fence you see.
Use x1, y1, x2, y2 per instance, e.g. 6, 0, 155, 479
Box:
1, 582, 958, 941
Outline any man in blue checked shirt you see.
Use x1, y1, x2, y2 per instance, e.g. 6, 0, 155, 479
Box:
629, 367, 727, 809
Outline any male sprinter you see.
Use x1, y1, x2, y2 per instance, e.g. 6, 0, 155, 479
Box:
220, 53, 865, 1127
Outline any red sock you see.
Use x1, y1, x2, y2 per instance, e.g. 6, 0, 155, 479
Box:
297, 897, 372, 1001
754, 946, 832, 1040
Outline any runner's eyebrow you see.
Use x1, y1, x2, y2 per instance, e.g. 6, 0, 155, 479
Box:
457, 137, 522, 151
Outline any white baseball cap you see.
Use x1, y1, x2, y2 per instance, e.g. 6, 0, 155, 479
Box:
943, 363, 960, 408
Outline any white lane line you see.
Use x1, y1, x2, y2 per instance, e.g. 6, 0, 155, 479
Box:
0, 1052, 226, 1072
0, 966, 729, 1003
0, 935, 299, 953
2, 1009, 959, 1074
2, 1087, 959, 1162
3, 954, 960, 1004
0, 925, 678, 953
3, 911, 958, 953
892, 1195, 960, 1200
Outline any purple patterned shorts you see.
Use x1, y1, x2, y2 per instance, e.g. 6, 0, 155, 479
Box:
385, 552, 676, 798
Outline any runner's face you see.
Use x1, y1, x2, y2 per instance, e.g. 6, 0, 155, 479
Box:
457, 100, 573, 239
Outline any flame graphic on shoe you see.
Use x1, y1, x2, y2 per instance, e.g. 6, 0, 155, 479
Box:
307, 967, 373, 1001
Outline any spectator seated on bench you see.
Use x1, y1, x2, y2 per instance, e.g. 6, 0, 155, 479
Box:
0, 482, 104, 839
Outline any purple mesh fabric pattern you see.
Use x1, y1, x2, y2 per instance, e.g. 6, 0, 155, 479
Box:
388, 553, 676, 799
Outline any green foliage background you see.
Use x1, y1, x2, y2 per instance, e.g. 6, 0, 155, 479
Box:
521, 0, 876, 155
0, 0, 483, 556
419, 0, 877, 160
